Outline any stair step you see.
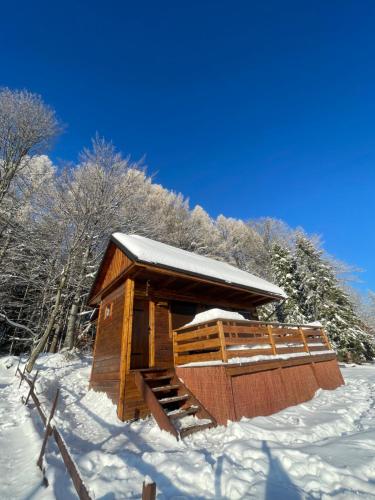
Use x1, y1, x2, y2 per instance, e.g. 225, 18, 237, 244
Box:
144, 374, 173, 382
179, 422, 214, 439
159, 394, 189, 405
152, 384, 180, 393
137, 367, 169, 373
168, 406, 199, 420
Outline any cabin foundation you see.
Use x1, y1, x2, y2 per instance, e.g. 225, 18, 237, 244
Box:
176, 354, 344, 425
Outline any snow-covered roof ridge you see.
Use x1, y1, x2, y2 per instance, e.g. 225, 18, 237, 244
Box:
112, 233, 287, 299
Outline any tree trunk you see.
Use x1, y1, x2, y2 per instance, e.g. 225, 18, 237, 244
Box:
26, 263, 70, 372
64, 247, 90, 350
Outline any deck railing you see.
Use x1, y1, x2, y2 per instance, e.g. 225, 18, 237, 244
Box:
172, 319, 331, 366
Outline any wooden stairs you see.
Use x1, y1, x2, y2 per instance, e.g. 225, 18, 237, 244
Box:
134, 368, 217, 439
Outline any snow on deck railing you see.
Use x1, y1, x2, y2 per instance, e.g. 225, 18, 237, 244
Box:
172, 318, 332, 367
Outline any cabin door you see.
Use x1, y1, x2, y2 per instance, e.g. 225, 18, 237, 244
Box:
130, 299, 150, 369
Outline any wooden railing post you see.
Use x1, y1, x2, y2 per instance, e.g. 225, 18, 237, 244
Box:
172, 330, 178, 366
321, 328, 331, 349
267, 325, 277, 355
142, 481, 156, 500
217, 321, 228, 362
298, 327, 309, 353
37, 389, 60, 470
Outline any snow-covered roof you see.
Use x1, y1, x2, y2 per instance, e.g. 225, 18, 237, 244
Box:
112, 233, 287, 299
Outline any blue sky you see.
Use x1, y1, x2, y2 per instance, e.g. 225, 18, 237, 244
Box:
1, 1, 374, 293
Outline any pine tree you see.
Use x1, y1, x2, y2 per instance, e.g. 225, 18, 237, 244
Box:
270, 243, 306, 323
295, 234, 375, 361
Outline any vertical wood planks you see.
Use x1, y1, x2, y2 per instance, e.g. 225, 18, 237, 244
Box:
118, 278, 135, 420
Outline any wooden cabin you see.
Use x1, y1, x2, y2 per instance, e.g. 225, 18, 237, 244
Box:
88, 233, 344, 437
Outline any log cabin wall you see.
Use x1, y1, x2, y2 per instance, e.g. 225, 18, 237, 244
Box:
154, 301, 174, 368
89, 284, 125, 402
90, 244, 132, 301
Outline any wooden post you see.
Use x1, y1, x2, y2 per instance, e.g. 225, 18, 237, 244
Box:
37, 389, 60, 470
167, 304, 173, 340
142, 481, 156, 500
24, 370, 39, 405
149, 300, 155, 368
14, 356, 22, 376
118, 278, 135, 420
321, 328, 331, 349
172, 330, 178, 366
217, 321, 228, 362
267, 325, 277, 355
18, 364, 27, 388
299, 327, 309, 353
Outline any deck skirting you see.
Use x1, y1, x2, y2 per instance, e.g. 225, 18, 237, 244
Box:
176, 354, 344, 425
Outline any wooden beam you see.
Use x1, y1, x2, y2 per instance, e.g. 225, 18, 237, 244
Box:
217, 321, 228, 362
118, 278, 135, 420
149, 300, 155, 367
135, 262, 282, 303
177, 281, 200, 294
153, 288, 257, 312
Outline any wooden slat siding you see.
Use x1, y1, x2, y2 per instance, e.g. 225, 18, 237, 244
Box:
224, 337, 271, 345
118, 278, 135, 420
90, 285, 125, 400
273, 335, 305, 344
221, 325, 270, 335
227, 348, 274, 358
149, 300, 155, 367
175, 338, 222, 353
225, 352, 337, 376
276, 346, 307, 355
299, 327, 309, 352
176, 351, 223, 365
174, 326, 218, 341
267, 325, 277, 355
176, 354, 343, 425
154, 302, 174, 368
123, 372, 150, 421
91, 243, 132, 300
308, 345, 329, 352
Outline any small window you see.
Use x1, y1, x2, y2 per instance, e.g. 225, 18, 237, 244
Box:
104, 303, 112, 320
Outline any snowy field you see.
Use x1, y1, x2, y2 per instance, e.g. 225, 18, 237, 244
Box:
0, 354, 375, 499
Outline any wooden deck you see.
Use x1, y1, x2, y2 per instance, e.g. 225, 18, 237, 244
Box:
173, 318, 331, 366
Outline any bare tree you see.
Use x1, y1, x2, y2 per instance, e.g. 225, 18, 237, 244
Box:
0, 88, 61, 207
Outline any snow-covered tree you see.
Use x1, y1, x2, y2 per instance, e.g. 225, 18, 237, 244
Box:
295, 234, 375, 361
269, 243, 306, 323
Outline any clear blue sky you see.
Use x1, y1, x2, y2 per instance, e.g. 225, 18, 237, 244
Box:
1, 1, 374, 293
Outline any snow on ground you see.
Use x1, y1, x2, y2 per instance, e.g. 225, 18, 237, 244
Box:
1, 353, 375, 499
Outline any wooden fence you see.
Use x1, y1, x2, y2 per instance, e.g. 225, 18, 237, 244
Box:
17, 365, 156, 500
173, 319, 331, 366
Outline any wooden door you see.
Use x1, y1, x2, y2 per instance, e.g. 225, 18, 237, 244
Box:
131, 299, 150, 369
